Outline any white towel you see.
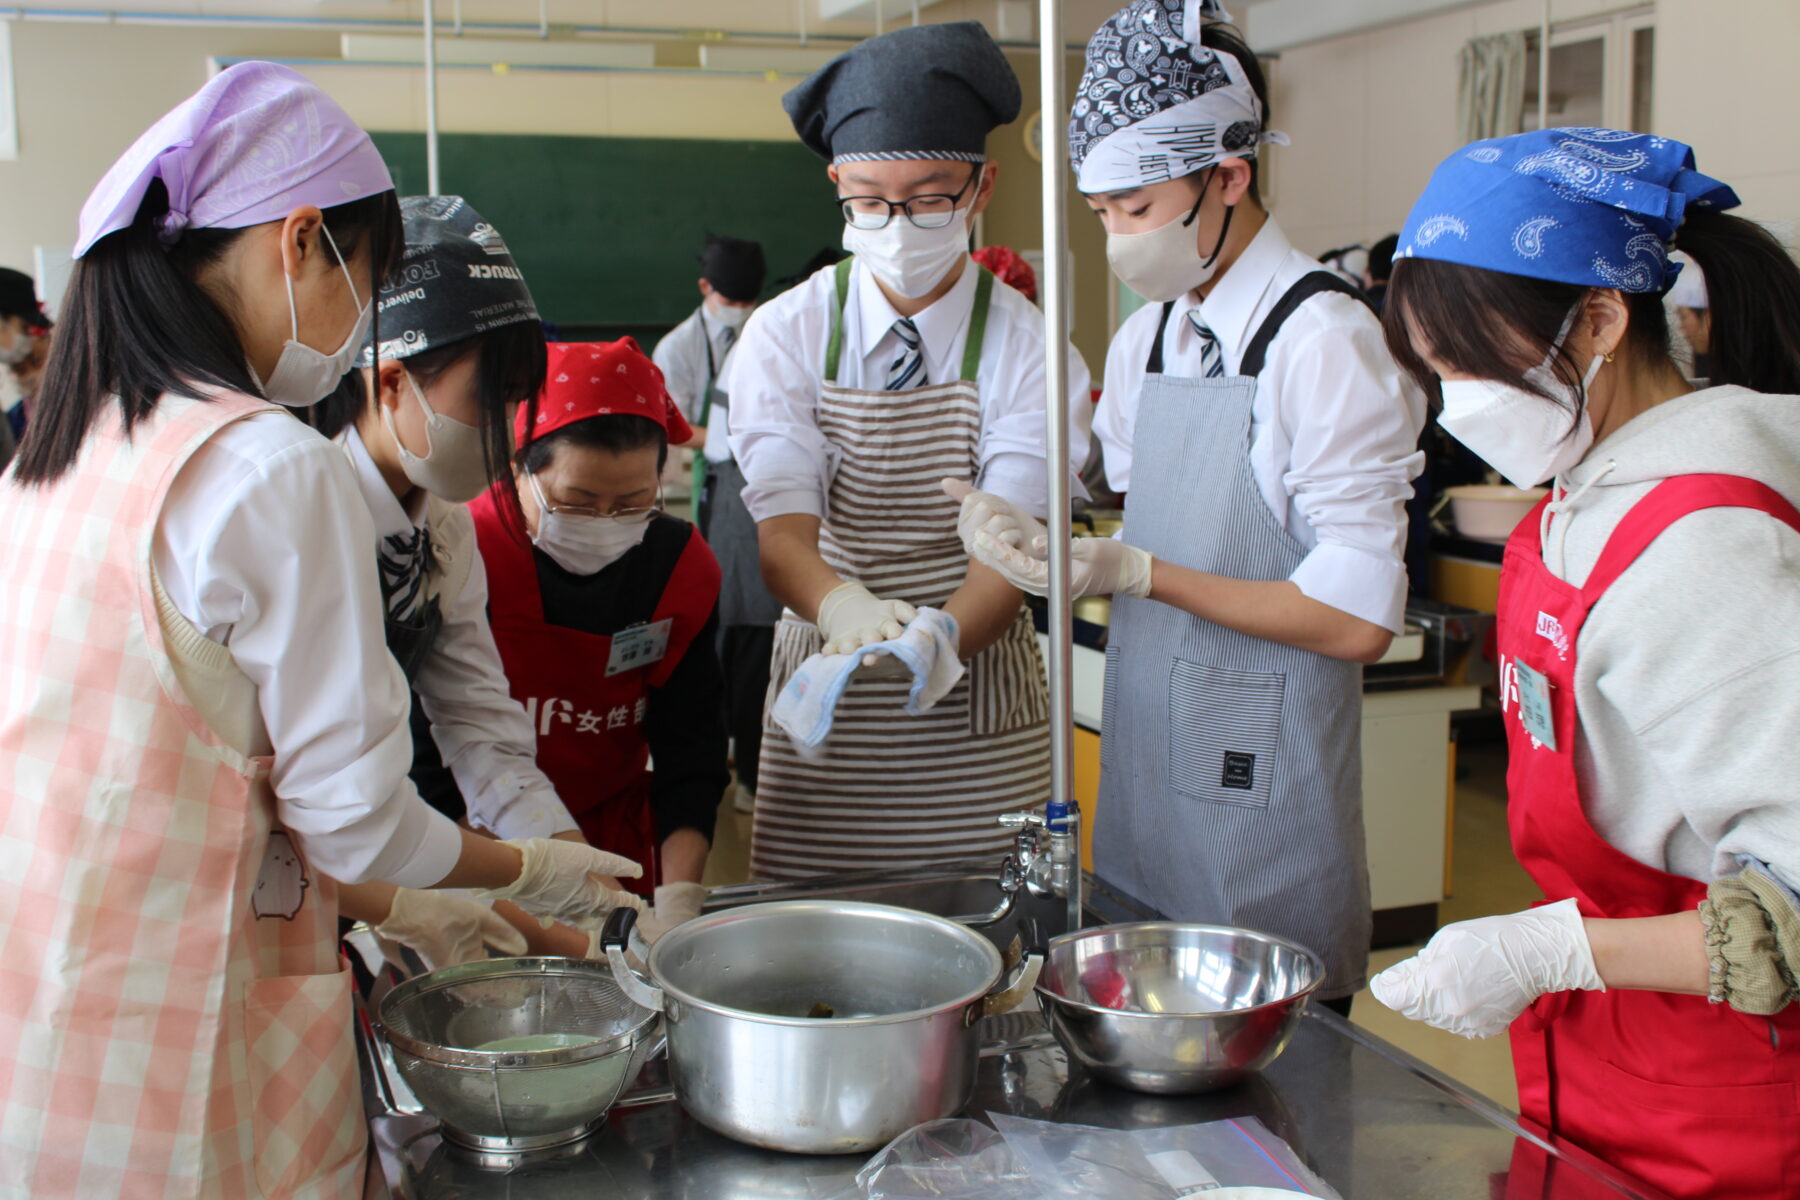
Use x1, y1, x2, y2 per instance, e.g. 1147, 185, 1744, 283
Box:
771, 607, 963, 752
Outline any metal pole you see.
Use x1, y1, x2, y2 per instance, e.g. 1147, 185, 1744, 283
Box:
1537, 0, 1550, 132
451, 0, 462, 37
1037, 0, 1077, 875
423, 0, 440, 194
910, 0, 920, 25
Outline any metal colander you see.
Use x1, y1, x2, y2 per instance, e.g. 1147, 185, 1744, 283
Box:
377, 957, 659, 1153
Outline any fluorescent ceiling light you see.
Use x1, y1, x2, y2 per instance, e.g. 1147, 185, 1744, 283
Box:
340, 33, 655, 69
697, 44, 841, 74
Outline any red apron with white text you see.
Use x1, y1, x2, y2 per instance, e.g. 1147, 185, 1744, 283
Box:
471, 491, 713, 895
1498, 473, 1800, 1199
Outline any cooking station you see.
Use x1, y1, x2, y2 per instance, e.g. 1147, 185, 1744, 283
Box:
358, 867, 1666, 1200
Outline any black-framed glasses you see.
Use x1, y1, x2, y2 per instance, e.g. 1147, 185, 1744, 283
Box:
839, 164, 982, 231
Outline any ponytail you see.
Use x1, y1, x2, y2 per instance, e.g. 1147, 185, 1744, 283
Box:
1672, 208, 1800, 396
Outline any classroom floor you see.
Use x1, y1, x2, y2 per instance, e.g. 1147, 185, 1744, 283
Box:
698, 736, 1536, 1109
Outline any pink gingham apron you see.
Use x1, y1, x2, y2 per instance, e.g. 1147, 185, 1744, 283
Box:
0, 391, 366, 1198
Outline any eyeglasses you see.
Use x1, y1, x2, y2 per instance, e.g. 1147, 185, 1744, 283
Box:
839, 164, 982, 231
529, 472, 663, 524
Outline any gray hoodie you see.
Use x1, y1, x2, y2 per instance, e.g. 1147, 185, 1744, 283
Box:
1543, 385, 1800, 890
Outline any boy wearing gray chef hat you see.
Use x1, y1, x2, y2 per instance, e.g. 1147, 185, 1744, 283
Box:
722, 21, 1094, 882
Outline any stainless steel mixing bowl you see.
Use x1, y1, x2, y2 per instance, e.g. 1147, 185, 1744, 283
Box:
1035, 923, 1324, 1094
377, 957, 659, 1154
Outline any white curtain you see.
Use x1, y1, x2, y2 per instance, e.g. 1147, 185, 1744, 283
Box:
1457, 33, 1528, 143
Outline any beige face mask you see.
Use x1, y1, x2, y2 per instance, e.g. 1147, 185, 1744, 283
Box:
1104, 167, 1236, 302
382, 369, 492, 503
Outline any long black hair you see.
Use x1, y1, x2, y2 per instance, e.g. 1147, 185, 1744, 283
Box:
308, 319, 548, 504
1382, 208, 1800, 430
12, 179, 403, 486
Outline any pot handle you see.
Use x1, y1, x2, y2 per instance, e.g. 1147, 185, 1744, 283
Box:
600, 907, 666, 1013
979, 919, 1046, 1020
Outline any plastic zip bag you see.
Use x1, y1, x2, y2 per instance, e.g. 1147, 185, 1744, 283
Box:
807, 1114, 1339, 1199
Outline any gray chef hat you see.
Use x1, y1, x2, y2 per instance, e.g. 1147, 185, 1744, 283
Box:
782, 21, 1022, 165
358, 195, 540, 365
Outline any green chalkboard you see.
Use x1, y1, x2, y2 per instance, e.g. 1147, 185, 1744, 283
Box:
370, 132, 841, 330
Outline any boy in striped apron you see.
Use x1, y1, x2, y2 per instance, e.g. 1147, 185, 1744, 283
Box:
724, 22, 1093, 881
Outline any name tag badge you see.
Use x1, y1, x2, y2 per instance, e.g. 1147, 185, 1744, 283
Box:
606, 618, 673, 677
1514, 659, 1558, 752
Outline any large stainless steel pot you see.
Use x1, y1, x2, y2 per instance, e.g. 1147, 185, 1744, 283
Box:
601, 899, 1040, 1155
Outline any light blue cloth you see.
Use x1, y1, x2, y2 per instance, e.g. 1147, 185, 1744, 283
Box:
1396, 127, 1738, 293
771, 608, 963, 752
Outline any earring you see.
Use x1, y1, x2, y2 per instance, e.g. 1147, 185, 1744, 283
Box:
1604, 353, 1615, 363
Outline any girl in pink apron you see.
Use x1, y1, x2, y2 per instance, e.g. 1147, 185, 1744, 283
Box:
0, 64, 640, 1198
1370, 129, 1800, 1198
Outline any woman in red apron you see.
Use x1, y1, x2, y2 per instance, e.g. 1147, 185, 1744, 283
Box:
1369, 130, 1800, 1198
446, 340, 728, 946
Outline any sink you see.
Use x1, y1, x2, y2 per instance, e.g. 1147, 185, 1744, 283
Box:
703, 859, 1077, 950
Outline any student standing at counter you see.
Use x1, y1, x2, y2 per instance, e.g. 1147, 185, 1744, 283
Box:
955, 0, 1423, 1009
0, 64, 640, 1197
439, 340, 728, 943
309, 195, 602, 967
726, 21, 1093, 881
1369, 129, 1800, 1200
654, 233, 780, 815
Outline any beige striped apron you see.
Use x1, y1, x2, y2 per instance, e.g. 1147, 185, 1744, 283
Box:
751, 260, 1050, 881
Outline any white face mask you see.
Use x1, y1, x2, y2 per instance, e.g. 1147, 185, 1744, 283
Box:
705, 299, 752, 330
1105, 177, 1235, 303
1437, 334, 1605, 489
381, 369, 493, 503
526, 470, 653, 575
259, 224, 374, 409
842, 206, 972, 299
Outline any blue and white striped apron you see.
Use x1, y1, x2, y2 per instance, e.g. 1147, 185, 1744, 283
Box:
1096, 276, 1372, 998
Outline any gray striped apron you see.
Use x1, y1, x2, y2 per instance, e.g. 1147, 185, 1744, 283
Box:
751, 260, 1050, 881
1097, 274, 1371, 998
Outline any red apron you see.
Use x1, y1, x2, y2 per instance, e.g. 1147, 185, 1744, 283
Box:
1498, 473, 1800, 1199
470, 490, 715, 896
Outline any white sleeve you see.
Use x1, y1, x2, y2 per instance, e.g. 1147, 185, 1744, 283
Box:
1589, 510, 1800, 886
1266, 313, 1425, 633
1091, 307, 1157, 495
725, 301, 836, 521
158, 427, 462, 887
975, 327, 1094, 521
653, 320, 705, 425
413, 514, 580, 842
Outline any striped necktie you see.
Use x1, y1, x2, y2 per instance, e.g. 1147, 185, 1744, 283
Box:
885, 318, 927, 391
1186, 311, 1227, 379
377, 526, 435, 622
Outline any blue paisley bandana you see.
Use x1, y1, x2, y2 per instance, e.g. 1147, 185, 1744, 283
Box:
1068, 0, 1285, 196
1396, 127, 1738, 293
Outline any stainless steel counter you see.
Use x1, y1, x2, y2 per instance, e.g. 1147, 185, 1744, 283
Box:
366, 1004, 1665, 1200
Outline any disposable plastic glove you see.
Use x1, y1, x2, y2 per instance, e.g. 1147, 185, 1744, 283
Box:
942, 478, 1046, 557
618, 882, 709, 948
374, 887, 529, 972
1370, 898, 1605, 1039
968, 527, 1153, 601
816, 580, 918, 656
476, 837, 647, 928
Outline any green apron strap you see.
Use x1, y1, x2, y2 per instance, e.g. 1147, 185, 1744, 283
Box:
960, 266, 995, 383
824, 256, 855, 383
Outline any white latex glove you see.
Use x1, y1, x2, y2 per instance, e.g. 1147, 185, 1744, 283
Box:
477, 838, 647, 928
969, 527, 1153, 601
816, 580, 918, 656
942, 478, 1046, 557
374, 887, 529, 972
1370, 899, 1605, 1039
619, 882, 709, 948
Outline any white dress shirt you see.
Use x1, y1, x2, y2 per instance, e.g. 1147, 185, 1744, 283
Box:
152, 411, 462, 888
341, 428, 579, 841
654, 305, 740, 465
1094, 218, 1425, 633
725, 256, 1094, 522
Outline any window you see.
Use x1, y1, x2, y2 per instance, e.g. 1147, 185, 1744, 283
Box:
1519, 8, 1655, 134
